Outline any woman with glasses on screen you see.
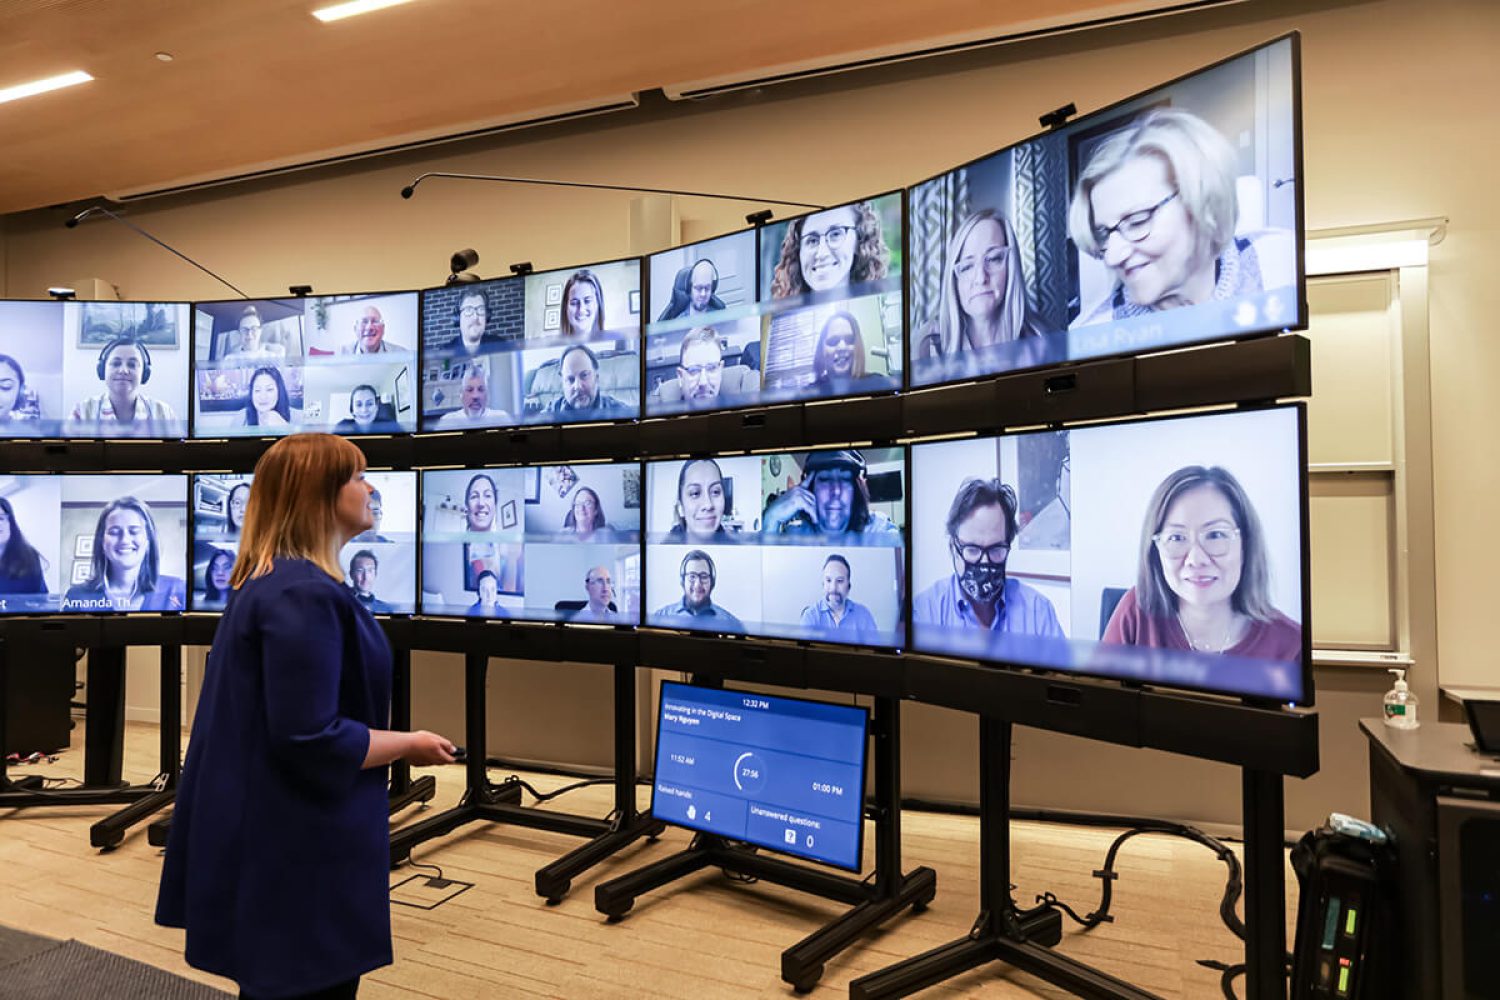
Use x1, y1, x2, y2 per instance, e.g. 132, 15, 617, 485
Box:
0, 496, 48, 596
239, 366, 293, 428
1102, 465, 1300, 660
559, 270, 606, 339
770, 201, 890, 298
62, 497, 186, 612
664, 459, 738, 544
809, 311, 876, 392
563, 486, 617, 542
1068, 108, 1283, 328
157, 434, 454, 1000
916, 210, 1048, 370
199, 548, 235, 609
225, 482, 250, 537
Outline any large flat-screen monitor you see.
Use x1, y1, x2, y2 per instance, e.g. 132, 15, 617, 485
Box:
190, 471, 416, 614
192, 293, 419, 437
0, 299, 190, 438
909, 404, 1309, 703
644, 447, 906, 647
643, 192, 904, 417
420, 462, 641, 623
419, 258, 641, 431
651, 681, 869, 871
907, 34, 1302, 389
0, 474, 188, 615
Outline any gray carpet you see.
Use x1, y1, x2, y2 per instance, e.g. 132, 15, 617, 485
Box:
0, 925, 60, 971
0, 939, 231, 999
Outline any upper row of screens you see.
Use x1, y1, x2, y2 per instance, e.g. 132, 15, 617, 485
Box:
0, 37, 1300, 440
0, 404, 1308, 705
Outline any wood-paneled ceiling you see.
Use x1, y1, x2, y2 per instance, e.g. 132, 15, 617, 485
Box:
0, 0, 1236, 216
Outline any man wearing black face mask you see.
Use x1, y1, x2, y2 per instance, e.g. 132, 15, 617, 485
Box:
912, 478, 1063, 635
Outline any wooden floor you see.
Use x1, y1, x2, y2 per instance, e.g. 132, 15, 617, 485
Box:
0, 722, 1298, 998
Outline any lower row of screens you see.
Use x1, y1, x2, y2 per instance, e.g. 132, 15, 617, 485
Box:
0, 404, 1306, 702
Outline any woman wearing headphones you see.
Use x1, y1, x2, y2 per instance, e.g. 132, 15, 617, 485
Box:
68, 337, 178, 437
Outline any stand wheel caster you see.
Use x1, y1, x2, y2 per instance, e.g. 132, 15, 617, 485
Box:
790, 968, 823, 993
545, 896, 564, 907
600, 901, 634, 922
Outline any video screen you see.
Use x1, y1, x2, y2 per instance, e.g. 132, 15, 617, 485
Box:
190, 471, 416, 615
420, 259, 641, 431
643, 193, 904, 417
420, 462, 641, 623
192, 293, 419, 437
909, 405, 1308, 703
0, 474, 188, 615
0, 300, 190, 438
652, 681, 869, 871
644, 447, 906, 647
908, 35, 1301, 388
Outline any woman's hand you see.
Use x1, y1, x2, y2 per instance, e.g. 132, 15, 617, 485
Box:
402, 730, 457, 766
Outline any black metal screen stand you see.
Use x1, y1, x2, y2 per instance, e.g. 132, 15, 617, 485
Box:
388, 652, 663, 902
88, 644, 183, 848
593, 694, 937, 993
383, 645, 438, 815
0, 643, 176, 827
850, 717, 1158, 999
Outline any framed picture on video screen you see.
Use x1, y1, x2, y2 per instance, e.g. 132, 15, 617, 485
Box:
0, 473, 188, 615
644, 446, 906, 648
190, 471, 417, 615
192, 292, 419, 438
908, 403, 1310, 704
643, 192, 905, 419
0, 300, 190, 439
907, 33, 1303, 389
420, 462, 641, 623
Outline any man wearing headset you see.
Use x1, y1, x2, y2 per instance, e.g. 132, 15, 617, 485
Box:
69, 335, 180, 437
762, 449, 900, 540
651, 549, 743, 631
658, 259, 725, 322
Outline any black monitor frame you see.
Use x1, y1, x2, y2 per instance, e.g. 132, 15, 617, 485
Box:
903, 31, 1306, 393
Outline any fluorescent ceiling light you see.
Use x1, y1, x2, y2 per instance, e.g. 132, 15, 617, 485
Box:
0, 70, 93, 106
312, 0, 417, 22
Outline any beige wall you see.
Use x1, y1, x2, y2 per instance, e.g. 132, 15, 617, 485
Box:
14, 0, 1499, 830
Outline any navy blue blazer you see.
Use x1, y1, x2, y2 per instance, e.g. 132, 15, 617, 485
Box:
156, 558, 393, 997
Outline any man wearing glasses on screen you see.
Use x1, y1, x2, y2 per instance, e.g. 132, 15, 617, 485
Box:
762, 450, 899, 540
799, 554, 879, 639
341, 306, 408, 355
544, 344, 632, 418
651, 550, 743, 632
572, 565, 618, 623
912, 479, 1063, 636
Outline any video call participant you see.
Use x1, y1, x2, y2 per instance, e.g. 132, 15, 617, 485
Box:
200, 549, 235, 610
467, 569, 507, 617
1069, 108, 1278, 327
799, 554, 878, 638
332, 385, 386, 435
810, 312, 868, 390
0, 496, 48, 596
63, 497, 186, 612
651, 550, 743, 631
462, 473, 499, 532
770, 201, 890, 297
560, 270, 605, 339
224, 305, 286, 362
664, 459, 737, 544
916, 209, 1046, 363
0, 354, 39, 434
658, 260, 725, 321
225, 483, 250, 537
563, 487, 613, 542
545, 344, 632, 417
672, 327, 731, 409
353, 488, 392, 543
241, 366, 293, 428
157, 433, 456, 1000
341, 306, 407, 354
912, 479, 1062, 636
573, 565, 617, 623
434, 365, 512, 428
454, 289, 491, 356
69, 337, 179, 437
762, 449, 899, 539
347, 549, 394, 614
1102, 465, 1300, 660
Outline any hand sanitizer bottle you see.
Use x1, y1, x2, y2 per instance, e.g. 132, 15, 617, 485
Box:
1383, 668, 1419, 730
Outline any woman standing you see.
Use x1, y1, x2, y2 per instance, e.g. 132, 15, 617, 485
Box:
156, 433, 454, 999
